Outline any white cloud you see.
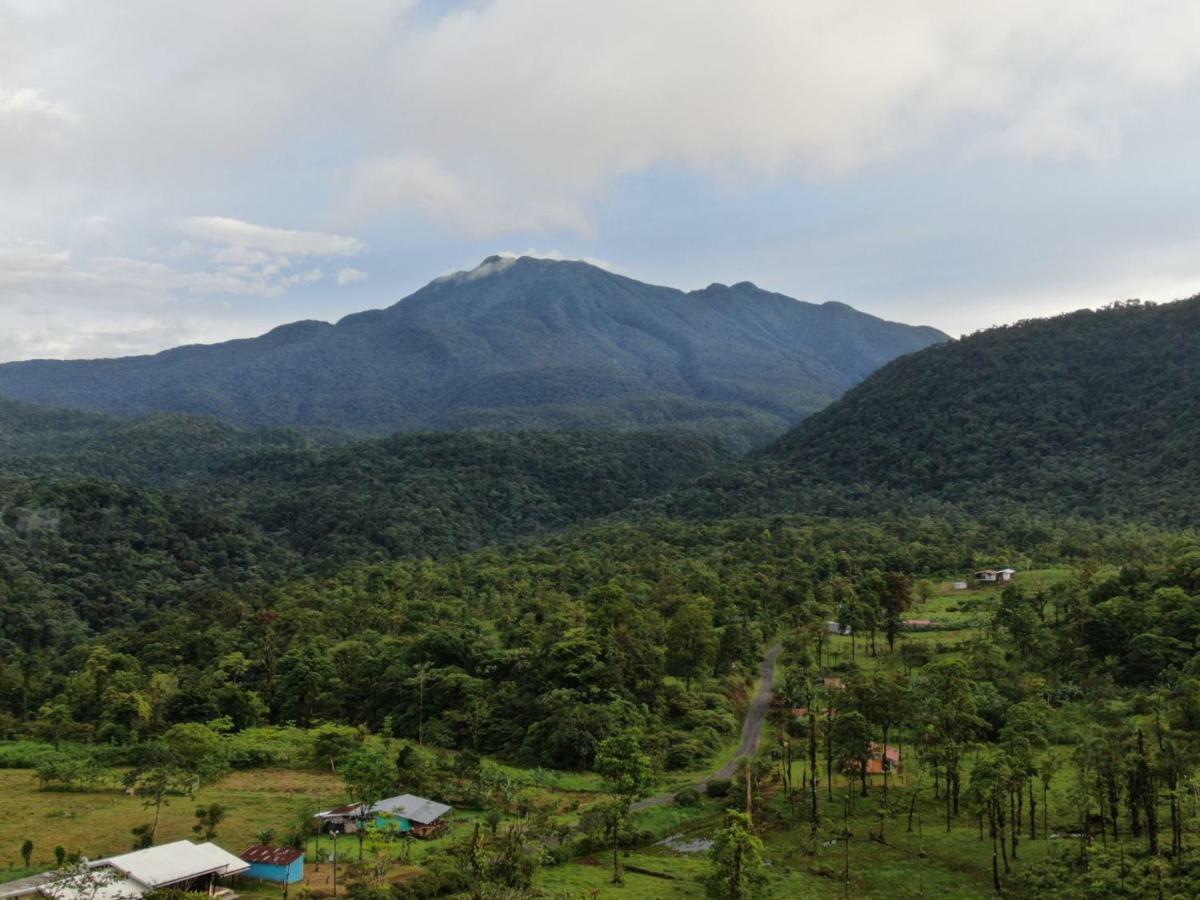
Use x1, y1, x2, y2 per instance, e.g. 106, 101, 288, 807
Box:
336, 0, 1200, 234
336, 267, 368, 286
6, 2, 1197, 235
1, 1, 1200, 358
179, 216, 364, 257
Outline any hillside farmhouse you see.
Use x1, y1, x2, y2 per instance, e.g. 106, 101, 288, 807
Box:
0, 841, 248, 900
315, 793, 453, 838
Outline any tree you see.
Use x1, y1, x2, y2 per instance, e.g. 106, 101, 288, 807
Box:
831, 711, 873, 798
594, 732, 655, 884
341, 746, 395, 860
666, 597, 719, 689
122, 742, 194, 846
312, 723, 360, 774
162, 722, 228, 789
705, 810, 768, 899
881, 572, 913, 653
192, 803, 227, 841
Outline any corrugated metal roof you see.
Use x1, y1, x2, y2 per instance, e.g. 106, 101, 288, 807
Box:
240, 846, 304, 866
373, 794, 452, 825
99, 841, 249, 888
315, 794, 452, 826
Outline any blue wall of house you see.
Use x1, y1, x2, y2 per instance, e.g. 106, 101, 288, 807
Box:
374, 814, 412, 832
246, 857, 304, 884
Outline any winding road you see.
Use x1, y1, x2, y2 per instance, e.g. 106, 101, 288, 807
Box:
632, 643, 783, 811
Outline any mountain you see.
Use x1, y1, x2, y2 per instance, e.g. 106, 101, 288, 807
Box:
674, 296, 1200, 525
0, 398, 727, 563
0, 256, 946, 448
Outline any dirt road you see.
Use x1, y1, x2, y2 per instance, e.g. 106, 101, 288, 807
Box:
631, 643, 783, 811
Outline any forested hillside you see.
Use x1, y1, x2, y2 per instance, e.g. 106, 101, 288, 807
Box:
0, 256, 945, 448
673, 297, 1200, 526
0, 402, 728, 564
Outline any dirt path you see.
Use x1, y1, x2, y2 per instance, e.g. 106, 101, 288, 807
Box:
632, 643, 783, 811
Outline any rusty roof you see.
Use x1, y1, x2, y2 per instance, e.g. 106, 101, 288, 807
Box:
240, 846, 304, 866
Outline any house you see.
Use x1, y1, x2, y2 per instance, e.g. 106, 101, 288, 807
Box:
821, 676, 845, 690
975, 568, 1016, 584
239, 847, 304, 885
372, 795, 453, 837
316, 794, 453, 839
825, 621, 851, 636
903, 619, 941, 631
866, 742, 901, 775
847, 743, 901, 776
1, 842, 250, 900
952, 581, 968, 590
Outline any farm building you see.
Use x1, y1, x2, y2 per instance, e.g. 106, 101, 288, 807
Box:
315, 793, 453, 838
0, 841, 249, 900
975, 568, 1016, 584
903, 619, 941, 631
240, 846, 304, 885
847, 742, 901, 776
825, 621, 851, 635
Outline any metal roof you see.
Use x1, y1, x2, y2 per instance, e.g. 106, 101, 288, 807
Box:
99, 841, 249, 889
316, 794, 452, 826
240, 846, 304, 867
372, 794, 452, 825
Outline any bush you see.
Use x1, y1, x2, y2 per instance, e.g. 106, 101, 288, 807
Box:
674, 787, 701, 807
705, 778, 732, 799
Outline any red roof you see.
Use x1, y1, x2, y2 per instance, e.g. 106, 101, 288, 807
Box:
241, 846, 304, 866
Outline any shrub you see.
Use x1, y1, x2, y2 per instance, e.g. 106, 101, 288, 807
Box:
705, 778, 732, 799
674, 787, 701, 807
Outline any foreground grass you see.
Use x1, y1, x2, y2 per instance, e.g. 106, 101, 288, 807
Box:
0, 768, 340, 875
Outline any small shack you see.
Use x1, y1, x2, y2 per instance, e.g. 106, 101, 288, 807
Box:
975, 568, 1016, 585
239, 847, 304, 885
316, 793, 453, 839
903, 619, 941, 631
373, 794, 453, 838
825, 621, 851, 636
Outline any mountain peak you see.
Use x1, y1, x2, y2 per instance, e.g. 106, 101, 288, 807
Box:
0, 259, 947, 445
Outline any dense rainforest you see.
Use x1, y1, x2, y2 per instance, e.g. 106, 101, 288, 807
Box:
672, 297, 1200, 527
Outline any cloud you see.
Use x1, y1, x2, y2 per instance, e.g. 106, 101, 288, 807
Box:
178, 216, 365, 256
336, 153, 590, 237
335, 0, 1200, 234
336, 267, 368, 286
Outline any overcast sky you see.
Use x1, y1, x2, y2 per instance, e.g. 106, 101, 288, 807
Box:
3, 0, 1200, 362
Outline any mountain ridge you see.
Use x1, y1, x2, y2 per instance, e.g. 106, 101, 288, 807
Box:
0, 256, 947, 448
667, 295, 1200, 525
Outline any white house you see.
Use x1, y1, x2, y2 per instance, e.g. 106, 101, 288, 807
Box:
975, 568, 1016, 584
1, 842, 249, 900
825, 621, 851, 636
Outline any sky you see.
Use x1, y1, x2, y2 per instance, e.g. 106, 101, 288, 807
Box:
2, 0, 1200, 362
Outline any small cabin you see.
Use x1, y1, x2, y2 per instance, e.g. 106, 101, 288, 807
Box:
975, 568, 1016, 584
826, 621, 851, 636
316, 794, 453, 839
240, 846, 304, 885
903, 619, 940, 631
